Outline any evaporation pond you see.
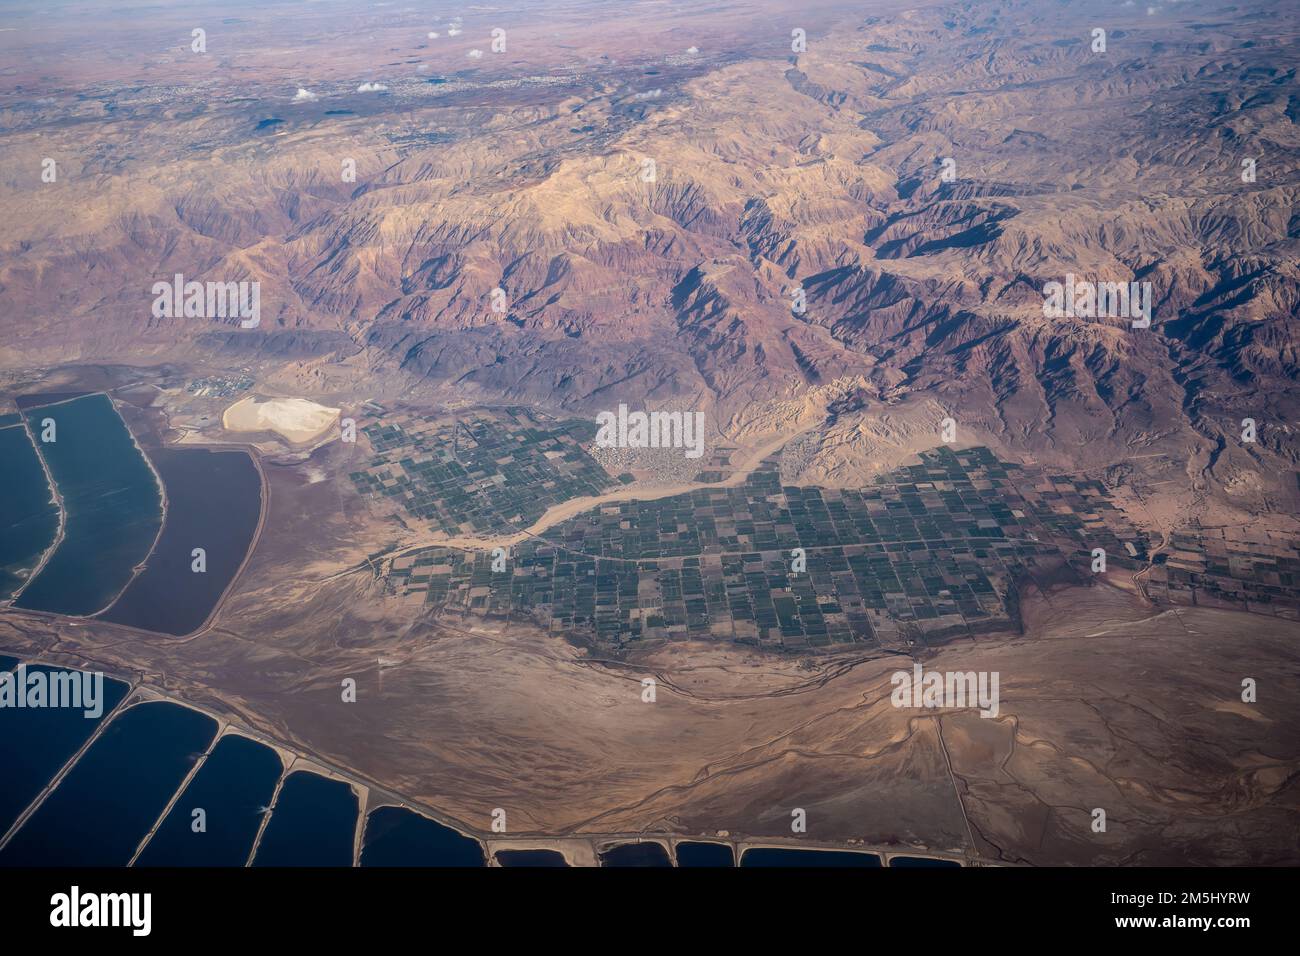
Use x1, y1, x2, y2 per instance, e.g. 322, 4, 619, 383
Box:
0, 664, 129, 835
0, 424, 59, 601
14, 394, 162, 616
360, 805, 485, 866
675, 841, 735, 867
99, 447, 262, 635
135, 733, 282, 866
600, 842, 672, 867
740, 848, 883, 867
0, 701, 216, 866
252, 771, 358, 866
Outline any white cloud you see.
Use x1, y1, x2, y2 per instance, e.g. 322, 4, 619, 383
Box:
467, 48, 483, 58
292, 88, 318, 102
448, 26, 462, 36
427, 31, 439, 38
686, 46, 699, 54
357, 81, 388, 92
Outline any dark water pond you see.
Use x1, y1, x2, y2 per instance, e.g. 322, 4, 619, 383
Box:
251, 771, 358, 867
13, 394, 162, 616
136, 733, 282, 866
600, 842, 672, 867
0, 425, 59, 600
0, 701, 216, 866
675, 841, 735, 867
98, 447, 261, 635
740, 848, 883, 867
360, 805, 485, 867
889, 856, 961, 867
0, 663, 130, 836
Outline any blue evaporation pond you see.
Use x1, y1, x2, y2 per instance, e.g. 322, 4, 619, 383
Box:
740, 848, 883, 867
0, 700, 216, 866
135, 733, 283, 867
251, 771, 358, 867
98, 446, 262, 636
360, 805, 485, 867
0, 663, 130, 836
0, 424, 59, 601
675, 841, 735, 867
600, 842, 672, 867
889, 856, 961, 867
14, 394, 162, 616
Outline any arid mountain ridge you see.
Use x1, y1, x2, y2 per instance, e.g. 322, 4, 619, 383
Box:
1, 0, 1297, 519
